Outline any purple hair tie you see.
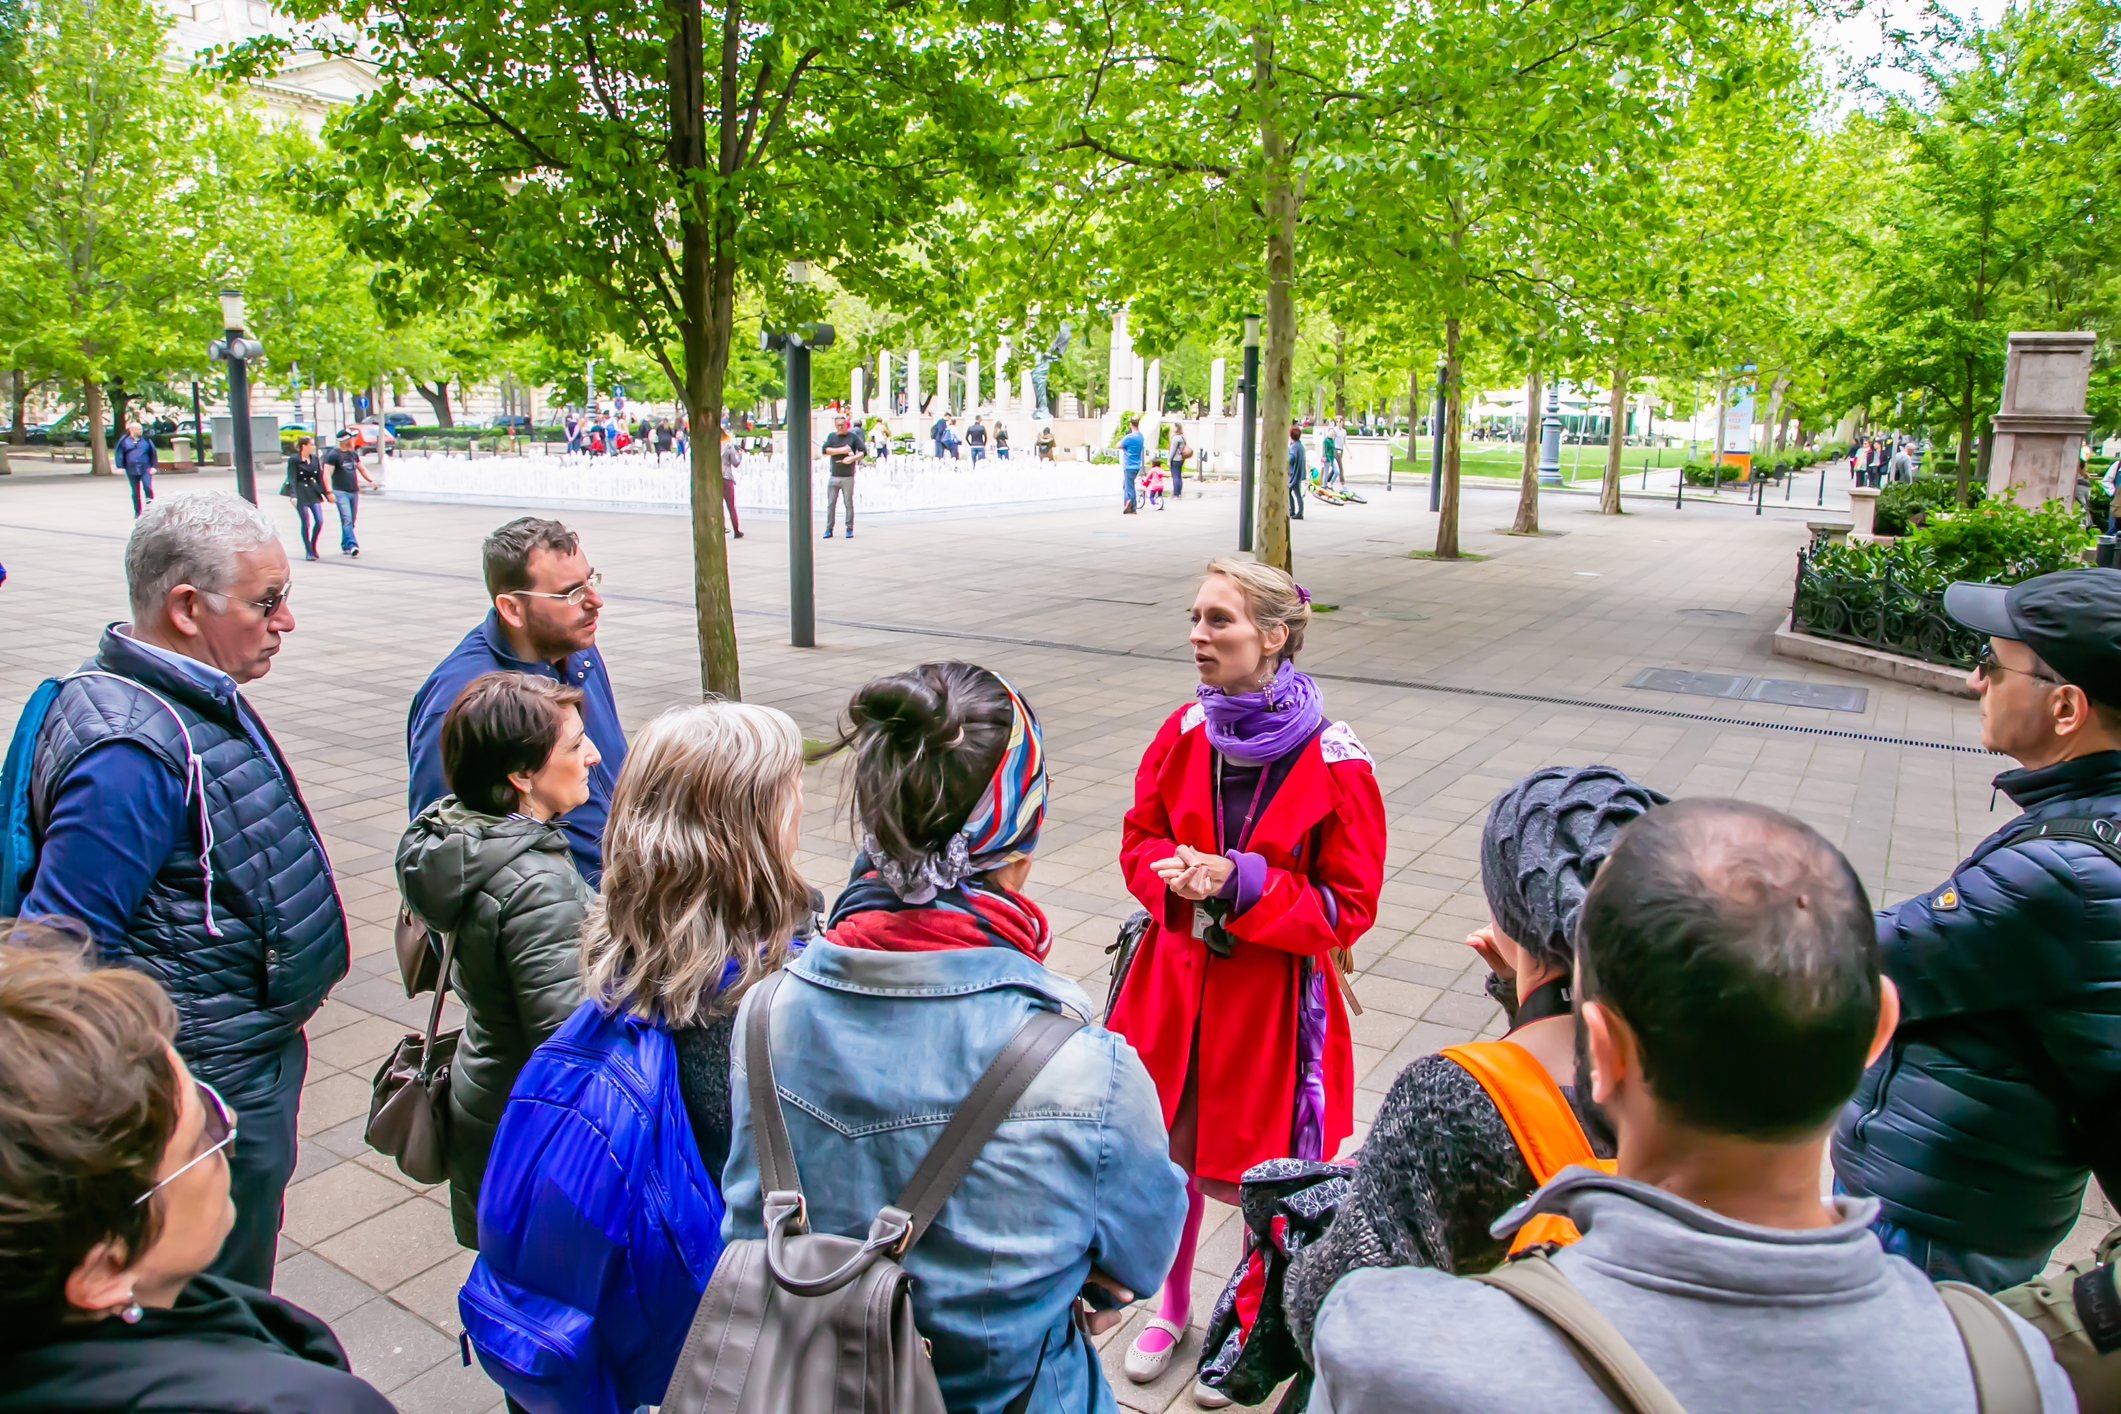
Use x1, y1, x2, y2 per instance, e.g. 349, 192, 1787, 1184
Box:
1296, 584, 1311, 605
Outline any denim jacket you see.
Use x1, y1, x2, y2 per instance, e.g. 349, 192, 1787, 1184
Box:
722, 942, 1188, 1414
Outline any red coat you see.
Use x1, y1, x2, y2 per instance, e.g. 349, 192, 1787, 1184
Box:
1108, 702, 1386, 1183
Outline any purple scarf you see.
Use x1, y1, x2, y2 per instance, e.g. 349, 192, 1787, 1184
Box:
1197, 661, 1326, 764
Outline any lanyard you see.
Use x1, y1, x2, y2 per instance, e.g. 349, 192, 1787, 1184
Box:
1213, 752, 1272, 854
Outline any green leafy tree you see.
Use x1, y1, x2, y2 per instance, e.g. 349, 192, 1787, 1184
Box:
249, 0, 1018, 697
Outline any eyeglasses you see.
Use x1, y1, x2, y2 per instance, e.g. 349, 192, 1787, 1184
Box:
1976, 643, 2064, 686
136, 1079, 237, 1205
207, 584, 293, 618
510, 571, 603, 608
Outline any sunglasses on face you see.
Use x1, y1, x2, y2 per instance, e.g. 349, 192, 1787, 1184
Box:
136, 1079, 238, 1205
1975, 643, 2064, 686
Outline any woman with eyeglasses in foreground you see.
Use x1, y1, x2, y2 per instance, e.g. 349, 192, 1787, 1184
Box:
0, 926, 395, 1413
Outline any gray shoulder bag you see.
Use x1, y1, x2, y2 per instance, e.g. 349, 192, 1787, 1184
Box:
1477, 1250, 2044, 1414
662, 971, 1084, 1414
365, 927, 459, 1185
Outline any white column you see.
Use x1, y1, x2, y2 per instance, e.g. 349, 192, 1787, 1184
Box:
1109, 311, 1137, 417
967, 353, 981, 413
993, 346, 1008, 408
878, 349, 891, 417
1210, 358, 1226, 417
936, 356, 949, 414
907, 350, 921, 415
851, 366, 864, 416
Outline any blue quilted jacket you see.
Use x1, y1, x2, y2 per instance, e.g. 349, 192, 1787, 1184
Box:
460, 1000, 725, 1414
1834, 750, 2121, 1259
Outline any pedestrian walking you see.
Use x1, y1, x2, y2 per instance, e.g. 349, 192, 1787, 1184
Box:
967, 414, 988, 464
1307, 799, 2076, 1414
931, 413, 948, 459
462, 702, 814, 1414
0, 931, 394, 1414
1890, 439, 1915, 484
564, 412, 582, 455
1036, 423, 1056, 459
719, 428, 743, 538
719, 662, 1186, 1414
1143, 456, 1169, 510
1108, 559, 1384, 1387
15, 493, 349, 1290
821, 412, 863, 539
323, 431, 374, 557
995, 419, 1010, 459
1120, 414, 1145, 514
1170, 426, 1190, 497
1834, 568, 2121, 1291
283, 437, 326, 561
653, 418, 674, 462
943, 416, 962, 461
408, 517, 626, 883
1288, 423, 1307, 519
396, 671, 596, 1247
114, 420, 157, 517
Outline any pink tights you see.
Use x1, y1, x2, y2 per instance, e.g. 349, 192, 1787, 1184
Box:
1136, 1179, 1206, 1355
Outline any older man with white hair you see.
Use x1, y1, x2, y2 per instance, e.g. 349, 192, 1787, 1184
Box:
18, 490, 347, 1290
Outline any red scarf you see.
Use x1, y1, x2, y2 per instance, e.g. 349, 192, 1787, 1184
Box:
825, 865, 1052, 962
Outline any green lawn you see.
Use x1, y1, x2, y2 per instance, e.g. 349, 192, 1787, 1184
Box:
1385, 439, 1708, 484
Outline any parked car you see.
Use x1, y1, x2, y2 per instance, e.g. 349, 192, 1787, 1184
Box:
382, 411, 418, 429
491, 414, 531, 432
354, 419, 400, 449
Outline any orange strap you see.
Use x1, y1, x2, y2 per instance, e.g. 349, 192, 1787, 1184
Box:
1440, 1040, 1617, 1253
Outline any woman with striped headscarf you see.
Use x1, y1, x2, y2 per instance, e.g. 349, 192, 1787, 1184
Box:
719, 661, 1188, 1414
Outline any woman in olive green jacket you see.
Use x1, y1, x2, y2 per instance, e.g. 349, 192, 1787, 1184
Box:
396, 672, 602, 1245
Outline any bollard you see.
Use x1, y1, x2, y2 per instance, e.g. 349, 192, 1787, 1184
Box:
1755, 475, 1763, 515
1675, 466, 1684, 509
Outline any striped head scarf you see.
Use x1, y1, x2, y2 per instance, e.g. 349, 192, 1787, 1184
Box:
863, 672, 1046, 903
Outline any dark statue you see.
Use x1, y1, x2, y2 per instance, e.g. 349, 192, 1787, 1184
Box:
1030, 322, 1072, 419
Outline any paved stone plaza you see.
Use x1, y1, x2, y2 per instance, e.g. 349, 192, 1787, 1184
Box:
0, 465, 2107, 1412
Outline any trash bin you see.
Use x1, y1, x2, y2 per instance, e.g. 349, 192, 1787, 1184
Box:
2099, 535, 2117, 569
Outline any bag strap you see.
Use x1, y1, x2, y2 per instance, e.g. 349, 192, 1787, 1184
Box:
743, 971, 803, 1202
1937, 1282, 2044, 1414
1442, 1041, 1598, 1184
890, 1007, 1083, 1248
2004, 815, 2121, 869
1473, 1253, 1690, 1414
417, 928, 458, 1076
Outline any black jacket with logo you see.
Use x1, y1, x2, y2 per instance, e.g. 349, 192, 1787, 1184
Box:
1834, 750, 2121, 1258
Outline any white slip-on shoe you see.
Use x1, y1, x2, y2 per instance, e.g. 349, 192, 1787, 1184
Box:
1124, 1316, 1188, 1383
1192, 1379, 1233, 1408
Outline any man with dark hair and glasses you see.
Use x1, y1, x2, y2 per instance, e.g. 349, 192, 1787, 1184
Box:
1835, 567, 2121, 1292
407, 515, 627, 882
18, 491, 349, 1293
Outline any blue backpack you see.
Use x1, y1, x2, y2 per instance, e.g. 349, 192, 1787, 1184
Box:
460, 1000, 727, 1414
0, 677, 65, 916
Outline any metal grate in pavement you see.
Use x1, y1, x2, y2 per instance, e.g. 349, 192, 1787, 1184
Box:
1627, 668, 1753, 699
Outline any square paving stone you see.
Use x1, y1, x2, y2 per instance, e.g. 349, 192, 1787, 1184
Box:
333, 1295, 458, 1394
314, 1196, 460, 1292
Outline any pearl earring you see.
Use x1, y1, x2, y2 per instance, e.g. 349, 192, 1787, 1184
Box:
118, 1297, 143, 1324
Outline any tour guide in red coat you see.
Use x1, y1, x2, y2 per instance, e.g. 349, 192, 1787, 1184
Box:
1108, 557, 1385, 1391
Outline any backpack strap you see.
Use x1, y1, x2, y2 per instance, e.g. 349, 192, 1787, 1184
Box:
1473, 1252, 1690, 1414
1442, 1041, 1615, 1251
1937, 1282, 2045, 1414
2003, 816, 2121, 869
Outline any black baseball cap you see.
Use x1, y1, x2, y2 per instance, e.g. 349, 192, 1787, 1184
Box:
1944, 569, 2121, 706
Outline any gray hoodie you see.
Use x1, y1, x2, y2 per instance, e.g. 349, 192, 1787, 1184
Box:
1308, 1167, 2073, 1414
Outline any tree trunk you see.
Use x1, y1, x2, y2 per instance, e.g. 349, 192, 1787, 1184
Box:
1404, 367, 1419, 465
1759, 375, 1786, 462
1512, 356, 1541, 534
1956, 358, 1975, 507
414, 380, 455, 427
1599, 357, 1628, 514
85, 380, 111, 475
1332, 326, 1347, 421
675, 0, 740, 699
8, 370, 25, 445
1254, 24, 1296, 575
108, 380, 129, 446
1435, 317, 1463, 558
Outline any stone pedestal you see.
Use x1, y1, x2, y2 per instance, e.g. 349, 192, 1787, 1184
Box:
1988, 331, 2095, 508
1847, 486, 1881, 539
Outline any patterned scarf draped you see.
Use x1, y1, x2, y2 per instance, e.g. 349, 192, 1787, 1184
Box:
862, 672, 1046, 904
826, 858, 1053, 962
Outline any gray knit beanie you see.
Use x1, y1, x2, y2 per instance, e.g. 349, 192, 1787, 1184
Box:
1480, 765, 1669, 971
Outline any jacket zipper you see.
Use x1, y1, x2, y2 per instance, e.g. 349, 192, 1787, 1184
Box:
1851, 1038, 1903, 1142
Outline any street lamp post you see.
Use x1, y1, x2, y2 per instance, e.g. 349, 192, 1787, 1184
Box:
207, 289, 263, 503
1537, 380, 1564, 488
762, 260, 835, 649
1428, 356, 1448, 513
1239, 316, 1261, 553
